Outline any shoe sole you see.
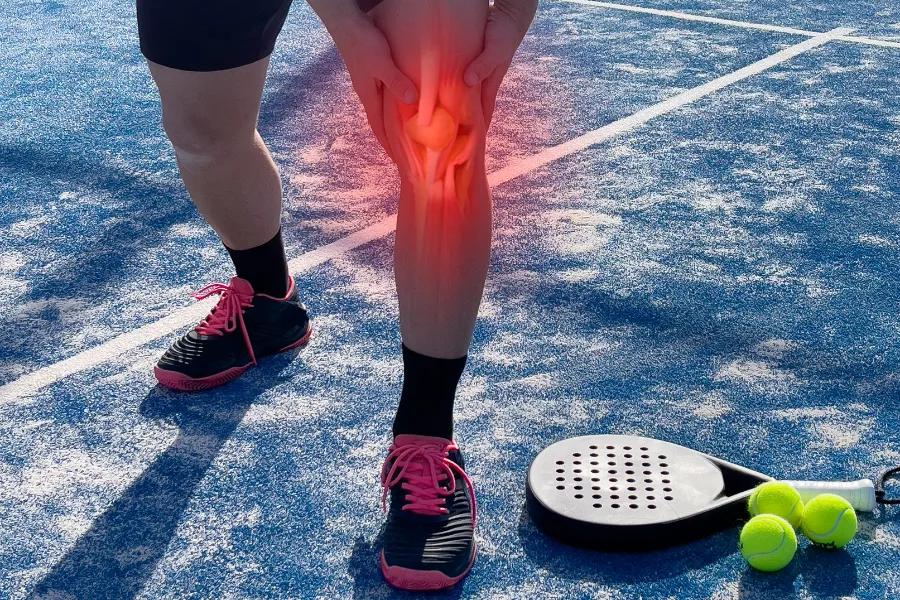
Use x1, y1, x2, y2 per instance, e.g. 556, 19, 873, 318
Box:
379, 545, 476, 591
154, 323, 312, 392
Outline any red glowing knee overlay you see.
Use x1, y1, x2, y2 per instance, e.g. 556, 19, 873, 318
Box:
405, 106, 457, 151
381, 18, 485, 225
393, 99, 479, 213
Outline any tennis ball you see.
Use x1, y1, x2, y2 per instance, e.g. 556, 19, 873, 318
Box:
739, 514, 798, 572
801, 493, 857, 549
748, 481, 804, 528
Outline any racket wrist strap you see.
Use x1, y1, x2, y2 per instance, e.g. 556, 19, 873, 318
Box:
875, 466, 900, 505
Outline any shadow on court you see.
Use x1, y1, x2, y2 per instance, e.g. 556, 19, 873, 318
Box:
0, 142, 188, 304
27, 350, 302, 600
258, 46, 343, 138
737, 561, 801, 599
516, 504, 734, 586
2, 44, 343, 313
0, 48, 345, 376
348, 532, 467, 600
733, 543, 858, 599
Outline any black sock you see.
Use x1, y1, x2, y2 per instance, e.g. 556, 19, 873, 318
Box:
392, 344, 467, 440
224, 228, 290, 297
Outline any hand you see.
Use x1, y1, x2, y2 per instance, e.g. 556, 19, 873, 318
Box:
463, 0, 538, 129
325, 13, 420, 160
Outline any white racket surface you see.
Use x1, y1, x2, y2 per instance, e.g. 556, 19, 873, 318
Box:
529, 435, 726, 526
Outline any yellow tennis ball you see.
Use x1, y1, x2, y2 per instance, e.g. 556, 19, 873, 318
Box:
748, 481, 804, 528
739, 514, 798, 572
800, 494, 857, 549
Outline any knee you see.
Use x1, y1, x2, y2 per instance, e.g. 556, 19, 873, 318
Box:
161, 109, 256, 166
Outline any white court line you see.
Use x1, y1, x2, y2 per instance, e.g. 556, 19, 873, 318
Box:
841, 35, 900, 50
562, 0, 900, 50
0, 27, 851, 405
563, 0, 818, 36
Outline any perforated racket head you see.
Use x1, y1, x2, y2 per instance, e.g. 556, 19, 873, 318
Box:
525, 435, 768, 550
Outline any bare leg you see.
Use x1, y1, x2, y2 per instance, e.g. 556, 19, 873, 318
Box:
148, 57, 282, 251
372, 0, 491, 360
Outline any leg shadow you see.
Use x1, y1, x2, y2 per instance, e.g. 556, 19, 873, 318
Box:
27, 350, 302, 600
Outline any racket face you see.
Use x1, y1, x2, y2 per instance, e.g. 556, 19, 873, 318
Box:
528, 435, 725, 527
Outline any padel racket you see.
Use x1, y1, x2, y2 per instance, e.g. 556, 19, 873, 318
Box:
525, 434, 882, 551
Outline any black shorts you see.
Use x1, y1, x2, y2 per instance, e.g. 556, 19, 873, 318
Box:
137, 0, 386, 72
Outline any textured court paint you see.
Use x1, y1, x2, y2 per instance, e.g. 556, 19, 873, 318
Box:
0, 1, 802, 382
2, 1, 900, 600
562, 0, 900, 49
0, 23, 843, 403
0, 217, 398, 404
591, 0, 900, 40
564, 0, 821, 36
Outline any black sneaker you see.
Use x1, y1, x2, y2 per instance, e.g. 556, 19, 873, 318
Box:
379, 434, 477, 590
154, 276, 311, 391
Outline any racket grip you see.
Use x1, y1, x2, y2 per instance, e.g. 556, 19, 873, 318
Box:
784, 479, 876, 512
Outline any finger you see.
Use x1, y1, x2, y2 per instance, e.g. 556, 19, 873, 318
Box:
481, 61, 510, 130
464, 39, 511, 87
374, 54, 419, 105
361, 80, 394, 160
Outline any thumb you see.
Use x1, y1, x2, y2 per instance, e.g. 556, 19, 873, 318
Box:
375, 57, 419, 105
464, 42, 509, 87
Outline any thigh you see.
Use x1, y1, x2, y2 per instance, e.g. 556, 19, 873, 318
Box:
148, 58, 270, 146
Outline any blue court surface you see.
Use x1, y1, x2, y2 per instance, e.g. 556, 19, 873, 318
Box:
2, 0, 899, 598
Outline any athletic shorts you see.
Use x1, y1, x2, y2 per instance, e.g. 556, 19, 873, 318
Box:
137, 0, 386, 72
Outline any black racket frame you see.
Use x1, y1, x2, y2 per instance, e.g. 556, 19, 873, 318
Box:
526, 452, 771, 551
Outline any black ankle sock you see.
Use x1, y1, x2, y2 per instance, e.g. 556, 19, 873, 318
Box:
392, 344, 467, 440
224, 229, 290, 297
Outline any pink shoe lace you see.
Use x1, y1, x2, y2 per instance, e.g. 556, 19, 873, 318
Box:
380, 437, 477, 524
192, 278, 257, 363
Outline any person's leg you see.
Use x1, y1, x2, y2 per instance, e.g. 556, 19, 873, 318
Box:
148, 59, 284, 254
138, 0, 309, 390
147, 58, 290, 297
374, 0, 491, 441
371, 0, 489, 590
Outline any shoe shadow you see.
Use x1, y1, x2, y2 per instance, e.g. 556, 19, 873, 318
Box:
27, 351, 302, 600
348, 532, 388, 600
348, 531, 466, 600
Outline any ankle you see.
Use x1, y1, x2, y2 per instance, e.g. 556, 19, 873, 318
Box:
392, 344, 466, 439
224, 228, 290, 297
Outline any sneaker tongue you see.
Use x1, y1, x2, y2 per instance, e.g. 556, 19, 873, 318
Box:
229, 276, 255, 297
393, 434, 453, 448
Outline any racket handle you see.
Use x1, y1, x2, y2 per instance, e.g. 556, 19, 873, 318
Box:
784, 479, 876, 512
